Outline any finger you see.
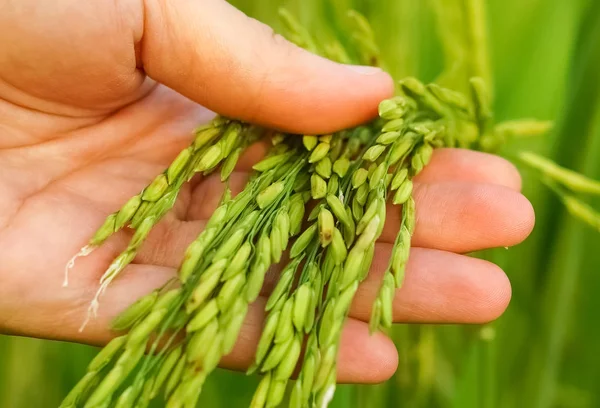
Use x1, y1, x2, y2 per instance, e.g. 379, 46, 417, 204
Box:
52, 266, 398, 384
141, 0, 394, 133
147, 178, 534, 268
220, 298, 398, 384
145, 178, 534, 268
415, 148, 522, 190
381, 182, 535, 252
349, 246, 511, 324
0, 0, 151, 116
187, 147, 525, 220
186, 146, 521, 221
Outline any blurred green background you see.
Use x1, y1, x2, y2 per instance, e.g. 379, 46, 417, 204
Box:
2, 0, 599, 407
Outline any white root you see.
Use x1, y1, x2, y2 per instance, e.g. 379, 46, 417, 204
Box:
78, 275, 114, 333
63, 245, 95, 287
79, 250, 131, 331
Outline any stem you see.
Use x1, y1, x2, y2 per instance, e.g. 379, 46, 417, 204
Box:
429, 0, 468, 91
462, 0, 492, 88
480, 324, 496, 408
534, 221, 585, 408
534, 71, 600, 408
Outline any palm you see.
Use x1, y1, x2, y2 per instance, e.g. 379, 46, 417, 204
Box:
0, 86, 236, 342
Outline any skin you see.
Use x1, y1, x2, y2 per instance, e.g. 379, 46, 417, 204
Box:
0, 0, 534, 385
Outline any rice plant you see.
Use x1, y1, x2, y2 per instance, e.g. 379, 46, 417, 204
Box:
1, 1, 599, 408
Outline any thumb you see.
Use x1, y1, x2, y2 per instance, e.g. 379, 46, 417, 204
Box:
141, 0, 394, 134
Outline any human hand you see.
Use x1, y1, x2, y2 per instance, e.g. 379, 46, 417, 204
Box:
0, 0, 533, 383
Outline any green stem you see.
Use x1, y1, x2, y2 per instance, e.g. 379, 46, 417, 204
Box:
534, 78, 600, 408
462, 0, 492, 88
480, 324, 496, 408
429, 0, 468, 91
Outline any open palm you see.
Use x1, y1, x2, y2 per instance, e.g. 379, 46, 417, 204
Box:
0, 0, 534, 383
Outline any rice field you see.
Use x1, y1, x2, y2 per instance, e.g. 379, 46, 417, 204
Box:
1, 0, 599, 407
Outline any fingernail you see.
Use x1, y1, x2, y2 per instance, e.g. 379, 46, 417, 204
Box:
345, 65, 383, 75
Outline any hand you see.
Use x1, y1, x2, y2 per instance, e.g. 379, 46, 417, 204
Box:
0, 0, 533, 384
